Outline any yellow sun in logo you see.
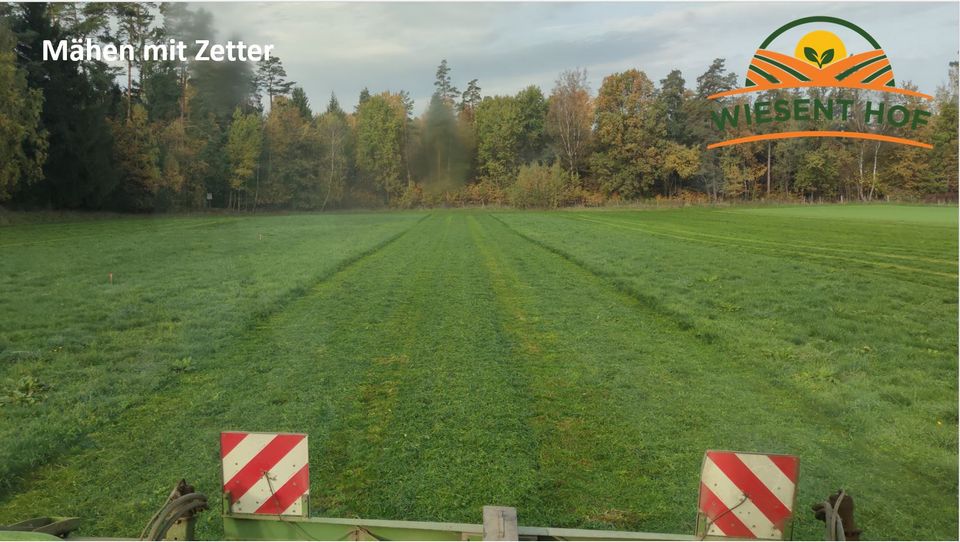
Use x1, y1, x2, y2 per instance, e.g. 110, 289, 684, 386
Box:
795, 30, 847, 69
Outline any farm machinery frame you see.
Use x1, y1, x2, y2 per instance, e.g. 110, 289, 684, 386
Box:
1, 431, 860, 541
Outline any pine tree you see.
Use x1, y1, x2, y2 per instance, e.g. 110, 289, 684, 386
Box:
113, 2, 157, 120
255, 56, 295, 108
458, 78, 481, 116
433, 59, 459, 105
696, 58, 738, 99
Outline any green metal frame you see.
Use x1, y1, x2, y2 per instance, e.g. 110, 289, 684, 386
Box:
222, 497, 697, 541
0, 517, 80, 541
222, 513, 699, 541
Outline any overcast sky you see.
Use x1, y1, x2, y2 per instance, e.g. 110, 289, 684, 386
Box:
200, 2, 959, 115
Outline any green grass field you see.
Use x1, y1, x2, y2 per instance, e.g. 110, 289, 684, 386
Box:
0, 205, 956, 539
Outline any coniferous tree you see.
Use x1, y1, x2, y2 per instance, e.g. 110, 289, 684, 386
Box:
458, 78, 481, 118
255, 56, 295, 108
690, 59, 738, 200
9, 3, 118, 209
659, 70, 691, 144
357, 87, 371, 110
433, 59, 459, 105
113, 2, 157, 120
515, 85, 548, 165
291, 87, 312, 119
0, 22, 45, 201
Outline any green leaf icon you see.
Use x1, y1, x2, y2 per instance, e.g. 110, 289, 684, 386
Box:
820, 48, 835, 66
804, 47, 819, 65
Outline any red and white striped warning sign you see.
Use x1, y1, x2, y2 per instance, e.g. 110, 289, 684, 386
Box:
220, 431, 310, 516
697, 450, 799, 540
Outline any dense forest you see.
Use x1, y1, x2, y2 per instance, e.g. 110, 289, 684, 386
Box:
0, 3, 957, 212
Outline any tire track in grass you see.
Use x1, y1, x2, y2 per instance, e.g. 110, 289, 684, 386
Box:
505, 212, 956, 361
579, 213, 956, 267
563, 211, 953, 275
567, 215, 957, 282
570, 213, 956, 295
606, 210, 958, 268
640, 208, 954, 262
531, 211, 957, 383
491, 213, 957, 539
488, 214, 707, 338
183, 213, 438, 531
716, 207, 958, 228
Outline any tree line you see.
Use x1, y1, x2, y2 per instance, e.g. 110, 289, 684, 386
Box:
0, 3, 957, 212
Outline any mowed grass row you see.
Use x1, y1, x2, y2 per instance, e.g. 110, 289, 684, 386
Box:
496, 205, 958, 538
0, 206, 956, 539
0, 212, 425, 491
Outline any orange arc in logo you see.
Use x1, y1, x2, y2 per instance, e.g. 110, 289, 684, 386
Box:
708, 131, 933, 150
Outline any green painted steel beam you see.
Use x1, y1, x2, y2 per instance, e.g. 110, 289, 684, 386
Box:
223, 514, 482, 540
0, 517, 81, 540
0, 531, 63, 541
222, 513, 699, 541
519, 526, 697, 541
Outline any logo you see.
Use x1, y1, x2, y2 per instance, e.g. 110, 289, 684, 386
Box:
708, 16, 933, 150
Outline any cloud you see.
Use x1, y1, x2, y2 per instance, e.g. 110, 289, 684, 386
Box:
200, 1, 959, 115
